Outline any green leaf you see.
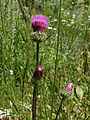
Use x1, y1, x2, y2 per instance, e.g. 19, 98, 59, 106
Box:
76, 86, 83, 100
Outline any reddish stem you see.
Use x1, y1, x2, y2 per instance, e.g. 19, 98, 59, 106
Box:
32, 84, 37, 120
54, 97, 65, 120
32, 43, 39, 120
36, 43, 39, 67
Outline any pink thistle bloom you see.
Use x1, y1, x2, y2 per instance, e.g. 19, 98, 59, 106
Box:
65, 83, 73, 92
31, 14, 48, 33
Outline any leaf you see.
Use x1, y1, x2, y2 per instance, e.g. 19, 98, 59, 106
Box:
76, 86, 83, 100
46, 105, 51, 110
18, 103, 31, 112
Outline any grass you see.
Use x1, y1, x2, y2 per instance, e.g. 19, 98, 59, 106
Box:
0, 0, 89, 120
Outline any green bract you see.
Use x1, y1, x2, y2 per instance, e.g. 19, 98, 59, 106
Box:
61, 89, 72, 98
31, 32, 48, 43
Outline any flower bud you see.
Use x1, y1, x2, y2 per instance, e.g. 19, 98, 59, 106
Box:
33, 66, 43, 80
65, 83, 73, 92
61, 83, 73, 98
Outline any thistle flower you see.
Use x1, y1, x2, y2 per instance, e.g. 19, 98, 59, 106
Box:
55, 83, 73, 120
31, 14, 48, 33
65, 83, 73, 92
61, 83, 73, 98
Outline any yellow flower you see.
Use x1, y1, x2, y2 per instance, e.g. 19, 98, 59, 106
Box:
28, 93, 33, 98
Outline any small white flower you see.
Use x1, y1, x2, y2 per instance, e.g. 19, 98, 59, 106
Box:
53, 19, 57, 22
71, 19, 74, 22
62, 20, 66, 22
73, 14, 76, 18
48, 27, 53, 30
77, 110, 79, 113
51, 19, 57, 23
56, 34, 58, 38
81, 24, 85, 26
72, 2, 74, 4
62, 22, 65, 25
53, 28, 57, 30
88, 16, 90, 20
67, 24, 71, 26
0, 109, 10, 118
71, 21, 75, 24
10, 70, 13, 75
38, 95, 41, 99
67, 12, 70, 15
61, 8, 64, 11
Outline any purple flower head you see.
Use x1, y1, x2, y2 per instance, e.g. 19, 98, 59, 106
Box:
65, 83, 73, 92
31, 14, 48, 33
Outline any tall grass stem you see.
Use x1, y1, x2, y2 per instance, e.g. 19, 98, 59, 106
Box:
54, 0, 62, 83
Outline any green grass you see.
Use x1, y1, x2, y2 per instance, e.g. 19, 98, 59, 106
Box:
0, 0, 89, 120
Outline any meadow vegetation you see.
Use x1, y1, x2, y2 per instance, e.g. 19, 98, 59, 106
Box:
0, 0, 89, 120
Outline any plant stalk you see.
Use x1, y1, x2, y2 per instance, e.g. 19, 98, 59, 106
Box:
36, 43, 39, 67
32, 84, 37, 120
54, 0, 62, 84
32, 43, 39, 120
54, 97, 65, 120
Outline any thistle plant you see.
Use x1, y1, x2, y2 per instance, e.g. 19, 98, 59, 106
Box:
55, 83, 73, 120
31, 14, 48, 120
31, 15, 48, 43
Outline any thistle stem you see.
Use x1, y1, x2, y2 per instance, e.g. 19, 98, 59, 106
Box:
54, 97, 65, 120
32, 84, 37, 120
36, 43, 39, 67
32, 43, 39, 120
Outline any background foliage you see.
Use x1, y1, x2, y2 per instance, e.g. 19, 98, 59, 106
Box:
0, 0, 89, 120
